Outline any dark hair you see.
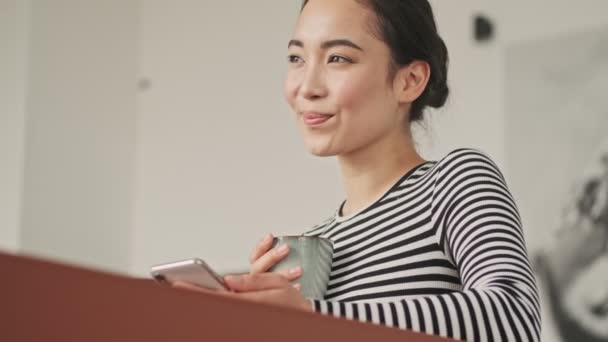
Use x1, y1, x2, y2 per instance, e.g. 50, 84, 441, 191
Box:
301, 0, 449, 123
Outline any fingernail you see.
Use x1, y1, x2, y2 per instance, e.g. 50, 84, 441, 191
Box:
289, 266, 303, 276
293, 283, 302, 291
263, 233, 273, 244
276, 244, 289, 255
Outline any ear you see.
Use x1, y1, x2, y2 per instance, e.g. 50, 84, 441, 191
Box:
393, 60, 431, 104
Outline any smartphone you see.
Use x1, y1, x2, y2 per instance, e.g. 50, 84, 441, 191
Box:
150, 258, 229, 291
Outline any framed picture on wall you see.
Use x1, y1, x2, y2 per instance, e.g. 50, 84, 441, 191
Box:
505, 27, 608, 342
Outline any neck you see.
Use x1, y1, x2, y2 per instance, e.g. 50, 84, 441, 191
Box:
337, 127, 425, 217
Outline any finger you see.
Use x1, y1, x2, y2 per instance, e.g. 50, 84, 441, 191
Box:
277, 266, 303, 281
250, 244, 290, 274
224, 273, 290, 292
235, 289, 311, 312
249, 233, 274, 264
235, 289, 284, 304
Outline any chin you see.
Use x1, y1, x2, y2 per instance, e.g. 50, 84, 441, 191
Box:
306, 146, 337, 157
300, 132, 339, 157
303, 140, 339, 157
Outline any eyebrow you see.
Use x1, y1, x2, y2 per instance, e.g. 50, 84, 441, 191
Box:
288, 39, 364, 51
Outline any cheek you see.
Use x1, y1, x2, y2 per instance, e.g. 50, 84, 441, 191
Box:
334, 82, 363, 109
333, 72, 388, 113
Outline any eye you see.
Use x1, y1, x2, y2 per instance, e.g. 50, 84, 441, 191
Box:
287, 54, 304, 64
328, 55, 352, 63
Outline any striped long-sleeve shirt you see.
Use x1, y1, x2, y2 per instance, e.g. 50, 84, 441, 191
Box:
303, 148, 541, 342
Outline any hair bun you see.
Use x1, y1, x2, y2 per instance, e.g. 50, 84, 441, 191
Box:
426, 34, 449, 109
427, 83, 449, 109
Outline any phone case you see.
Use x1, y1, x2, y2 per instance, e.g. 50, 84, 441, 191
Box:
150, 258, 228, 291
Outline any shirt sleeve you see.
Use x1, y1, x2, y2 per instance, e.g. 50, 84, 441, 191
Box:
309, 149, 541, 342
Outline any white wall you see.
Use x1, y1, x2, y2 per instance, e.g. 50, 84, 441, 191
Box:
131, 0, 344, 275
0, 0, 29, 253
427, 0, 608, 166
18, 0, 138, 273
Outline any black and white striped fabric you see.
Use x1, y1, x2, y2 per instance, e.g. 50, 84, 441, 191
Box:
303, 148, 541, 342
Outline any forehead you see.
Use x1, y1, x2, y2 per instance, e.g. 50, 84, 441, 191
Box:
294, 0, 376, 44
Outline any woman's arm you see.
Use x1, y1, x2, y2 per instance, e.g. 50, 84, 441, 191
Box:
310, 150, 541, 342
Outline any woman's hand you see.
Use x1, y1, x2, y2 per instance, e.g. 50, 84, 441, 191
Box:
173, 273, 313, 313
172, 234, 311, 312
225, 273, 313, 312
249, 233, 303, 282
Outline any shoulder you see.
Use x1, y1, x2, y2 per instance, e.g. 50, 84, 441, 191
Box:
437, 148, 499, 167
434, 148, 505, 182
428, 148, 512, 204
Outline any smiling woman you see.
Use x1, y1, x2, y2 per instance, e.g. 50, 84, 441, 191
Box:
177, 1, 541, 341
283, 0, 446, 159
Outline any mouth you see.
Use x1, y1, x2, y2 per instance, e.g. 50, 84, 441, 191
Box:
300, 111, 335, 127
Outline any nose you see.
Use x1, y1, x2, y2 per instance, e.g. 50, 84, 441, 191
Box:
299, 64, 328, 101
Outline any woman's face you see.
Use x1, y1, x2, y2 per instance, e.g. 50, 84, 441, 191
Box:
284, 0, 407, 157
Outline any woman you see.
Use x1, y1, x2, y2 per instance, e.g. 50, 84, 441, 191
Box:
177, 0, 541, 341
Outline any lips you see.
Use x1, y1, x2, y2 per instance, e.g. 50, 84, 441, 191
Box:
302, 111, 334, 127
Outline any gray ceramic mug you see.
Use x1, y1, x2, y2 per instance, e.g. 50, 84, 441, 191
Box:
269, 236, 334, 299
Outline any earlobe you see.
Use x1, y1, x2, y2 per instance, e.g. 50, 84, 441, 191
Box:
396, 61, 431, 103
